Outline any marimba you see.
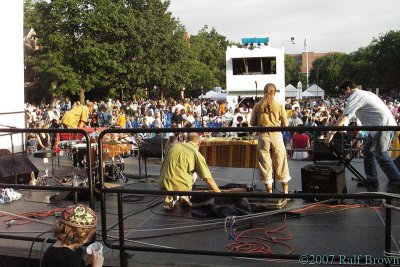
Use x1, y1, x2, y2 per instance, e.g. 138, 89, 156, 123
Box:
199, 137, 258, 168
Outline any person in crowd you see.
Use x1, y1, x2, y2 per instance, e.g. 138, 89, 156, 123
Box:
236, 115, 249, 138
325, 79, 400, 193
61, 102, 94, 128
250, 83, 291, 194
288, 111, 303, 127
290, 124, 311, 160
42, 204, 104, 267
36, 122, 51, 150
171, 108, 183, 127
117, 109, 126, 128
231, 107, 245, 127
158, 133, 221, 210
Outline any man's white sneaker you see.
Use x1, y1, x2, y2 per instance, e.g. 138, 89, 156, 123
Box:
163, 196, 176, 211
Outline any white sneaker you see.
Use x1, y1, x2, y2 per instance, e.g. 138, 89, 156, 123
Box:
163, 196, 176, 211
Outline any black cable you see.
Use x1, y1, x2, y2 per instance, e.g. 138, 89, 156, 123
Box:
28, 230, 51, 267
39, 233, 52, 267
251, 166, 257, 189
117, 213, 298, 241
105, 198, 163, 231
150, 204, 203, 219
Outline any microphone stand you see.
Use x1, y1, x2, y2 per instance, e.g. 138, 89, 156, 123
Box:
255, 81, 258, 99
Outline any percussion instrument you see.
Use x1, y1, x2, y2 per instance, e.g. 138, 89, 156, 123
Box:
58, 140, 80, 149
104, 142, 131, 158
199, 137, 258, 168
58, 140, 80, 158
103, 155, 125, 182
72, 143, 98, 167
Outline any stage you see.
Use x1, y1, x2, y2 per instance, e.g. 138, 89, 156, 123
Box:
0, 149, 399, 266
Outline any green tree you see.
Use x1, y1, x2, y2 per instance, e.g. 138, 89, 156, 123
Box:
333, 30, 400, 95
285, 55, 301, 86
342, 46, 374, 90
24, 0, 190, 102
309, 53, 347, 95
186, 26, 232, 95
369, 30, 400, 94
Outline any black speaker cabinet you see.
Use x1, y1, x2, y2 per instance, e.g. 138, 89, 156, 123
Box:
301, 163, 347, 197
313, 133, 345, 161
0, 155, 39, 184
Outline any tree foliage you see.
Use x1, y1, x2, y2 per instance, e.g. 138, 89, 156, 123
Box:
24, 0, 232, 102
24, 1, 400, 101
308, 53, 347, 94
284, 55, 307, 97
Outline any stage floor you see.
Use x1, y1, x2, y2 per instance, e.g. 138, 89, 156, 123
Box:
0, 152, 399, 267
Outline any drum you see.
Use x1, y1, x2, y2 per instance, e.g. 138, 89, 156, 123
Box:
72, 143, 97, 167
58, 140, 80, 158
104, 143, 130, 158
103, 155, 125, 181
58, 140, 80, 149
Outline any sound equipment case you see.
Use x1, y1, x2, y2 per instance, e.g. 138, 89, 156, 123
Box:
0, 155, 39, 184
301, 162, 347, 196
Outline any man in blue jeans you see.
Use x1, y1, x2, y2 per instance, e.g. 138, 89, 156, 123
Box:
325, 80, 400, 193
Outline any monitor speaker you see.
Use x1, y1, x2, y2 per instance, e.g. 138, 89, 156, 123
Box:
301, 163, 347, 200
0, 155, 39, 184
312, 133, 346, 161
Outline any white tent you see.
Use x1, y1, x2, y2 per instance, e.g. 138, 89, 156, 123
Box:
285, 84, 300, 98
304, 84, 325, 99
210, 93, 228, 101
199, 90, 228, 101
199, 90, 217, 99
301, 91, 314, 98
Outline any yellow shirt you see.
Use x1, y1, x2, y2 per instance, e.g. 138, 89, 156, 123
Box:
250, 100, 288, 127
118, 114, 126, 128
158, 141, 212, 191
61, 106, 89, 128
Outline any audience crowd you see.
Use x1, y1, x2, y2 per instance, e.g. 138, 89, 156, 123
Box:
24, 95, 400, 158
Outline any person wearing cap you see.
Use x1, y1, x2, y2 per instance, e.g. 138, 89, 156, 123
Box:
325, 79, 400, 193
250, 83, 291, 194
42, 204, 104, 267
158, 133, 221, 210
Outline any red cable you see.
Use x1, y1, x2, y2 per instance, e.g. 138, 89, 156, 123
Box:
227, 215, 294, 255
3, 208, 64, 226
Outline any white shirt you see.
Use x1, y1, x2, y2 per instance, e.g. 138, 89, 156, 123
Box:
344, 89, 396, 134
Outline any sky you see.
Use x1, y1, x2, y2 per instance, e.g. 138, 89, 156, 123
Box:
168, 0, 400, 54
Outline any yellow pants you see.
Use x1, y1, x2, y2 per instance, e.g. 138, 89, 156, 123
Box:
257, 132, 291, 184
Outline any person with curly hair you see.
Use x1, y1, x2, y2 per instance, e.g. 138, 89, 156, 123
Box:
42, 204, 104, 267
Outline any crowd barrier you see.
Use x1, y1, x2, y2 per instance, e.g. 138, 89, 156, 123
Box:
0, 125, 399, 266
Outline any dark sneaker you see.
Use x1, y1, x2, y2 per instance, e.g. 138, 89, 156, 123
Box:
387, 185, 400, 194
357, 179, 379, 188
179, 196, 192, 208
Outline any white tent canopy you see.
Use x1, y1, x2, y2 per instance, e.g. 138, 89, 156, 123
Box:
301, 91, 314, 97
199, 90, 228, 101
199, 90, 217, 99
304, 84, 325, 99
285, 84, 300, 98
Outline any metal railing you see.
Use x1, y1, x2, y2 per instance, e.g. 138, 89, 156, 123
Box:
0, 125, 399, 266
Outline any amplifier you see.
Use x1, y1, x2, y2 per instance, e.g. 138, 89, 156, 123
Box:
301, 163, 347, 197
313, 133, 346, 161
